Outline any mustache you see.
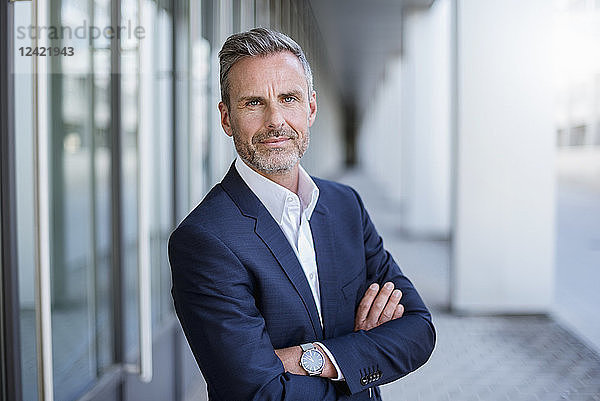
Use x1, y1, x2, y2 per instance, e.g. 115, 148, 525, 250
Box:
253, 129, 298, 144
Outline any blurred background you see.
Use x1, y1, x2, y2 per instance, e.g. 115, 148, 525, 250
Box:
1, 0, 599, 400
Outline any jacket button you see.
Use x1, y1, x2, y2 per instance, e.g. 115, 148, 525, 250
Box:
361, 377, 368, 386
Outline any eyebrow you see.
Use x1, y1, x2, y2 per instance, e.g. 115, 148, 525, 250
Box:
280, 90, 304, 100
236, 89, 305, 105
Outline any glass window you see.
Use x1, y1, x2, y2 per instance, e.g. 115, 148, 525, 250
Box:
189, 0, 211, 209
120, 0, 141, 363
13, 0, 116, 398
255, 0, 270, 27
239, 0, 255, 31
270, 0, 281, 30
92, 0, 114, 374
14, 2, 39, 400
151, 1, 174, 327
47, 0, 112, 397
12, 0, 192, 399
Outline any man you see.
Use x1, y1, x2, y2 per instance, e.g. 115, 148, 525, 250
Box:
169, 28, 435, 401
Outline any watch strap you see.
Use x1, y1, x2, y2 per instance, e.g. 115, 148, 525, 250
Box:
300, 343, 315, 352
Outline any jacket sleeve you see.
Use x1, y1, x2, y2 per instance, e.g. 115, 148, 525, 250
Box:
319, 188, 436, 395
168, 223, 341, 401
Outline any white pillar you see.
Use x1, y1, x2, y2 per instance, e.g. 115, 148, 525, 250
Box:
358, 57, 404, 204
400, 0, 452, 238
452, 0, 556, 312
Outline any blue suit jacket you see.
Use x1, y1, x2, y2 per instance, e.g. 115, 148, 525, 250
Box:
169, 163, 435, 401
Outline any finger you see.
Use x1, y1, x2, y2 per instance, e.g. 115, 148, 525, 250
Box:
365, 281, 394, 325
392, 303, 404, 319
355, 283, 379, 327
378, 289, 402, 324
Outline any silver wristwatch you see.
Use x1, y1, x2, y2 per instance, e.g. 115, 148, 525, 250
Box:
299, 343, 325, 376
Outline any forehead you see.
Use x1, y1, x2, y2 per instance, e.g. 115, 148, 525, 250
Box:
228, 51, 308, 97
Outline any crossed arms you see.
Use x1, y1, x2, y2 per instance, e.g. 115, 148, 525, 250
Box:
274, 281, 406, 378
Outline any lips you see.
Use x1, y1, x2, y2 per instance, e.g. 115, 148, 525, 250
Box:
259, 136, 293, 147
261, 137, 290, 144
254, 130, 297, 146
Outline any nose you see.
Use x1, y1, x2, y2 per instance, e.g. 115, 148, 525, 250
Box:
265, 103, 285, 130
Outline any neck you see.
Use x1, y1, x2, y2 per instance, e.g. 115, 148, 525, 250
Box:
248, 162, 300, 194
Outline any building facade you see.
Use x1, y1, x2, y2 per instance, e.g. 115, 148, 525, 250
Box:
1, 1, 344, 400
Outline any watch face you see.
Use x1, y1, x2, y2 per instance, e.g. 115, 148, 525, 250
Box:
301, 349, 324, 374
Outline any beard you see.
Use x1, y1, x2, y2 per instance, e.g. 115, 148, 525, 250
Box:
232, 126, 310, 174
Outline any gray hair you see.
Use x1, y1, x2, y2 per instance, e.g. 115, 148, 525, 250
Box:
218, 27, 314, 109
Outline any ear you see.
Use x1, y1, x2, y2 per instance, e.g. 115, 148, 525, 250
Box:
308, 90, 317, 127
218, 102, 233, 137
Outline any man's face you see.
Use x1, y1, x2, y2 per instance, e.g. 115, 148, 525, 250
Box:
218, 51, 317, 174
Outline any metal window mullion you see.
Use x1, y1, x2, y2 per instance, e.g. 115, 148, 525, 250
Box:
449, 0, 459, 311
171, 3, 187, 398
110, 0, 124, 370
32, 0, 55, 400
1, 1, 23, 400
136, 0, 153, 383
88, 0, 101, 378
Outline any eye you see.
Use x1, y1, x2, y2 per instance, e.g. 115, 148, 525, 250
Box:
283, 96, 296, 103
246, 99, 260, 106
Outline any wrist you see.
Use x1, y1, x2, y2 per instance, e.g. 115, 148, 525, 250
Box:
313, 343, 336, 378
275, 346, 304, 375
299, 342, 326, 376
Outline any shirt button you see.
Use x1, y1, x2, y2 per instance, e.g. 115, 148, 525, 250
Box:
310, 273, 315, 279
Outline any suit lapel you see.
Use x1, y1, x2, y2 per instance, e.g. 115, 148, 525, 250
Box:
310, 202, 342, 339
254, 209, 324, 340
220, 163, 324, 340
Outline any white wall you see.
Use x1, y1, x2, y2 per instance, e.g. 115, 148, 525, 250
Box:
358, 0, 452, 236
301, 72, 345, 178
401, 0, 452, 238
358, 56, 404, 203
452, 0, 556, 312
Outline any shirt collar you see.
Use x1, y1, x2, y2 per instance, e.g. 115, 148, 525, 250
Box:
235, 157, 320, 224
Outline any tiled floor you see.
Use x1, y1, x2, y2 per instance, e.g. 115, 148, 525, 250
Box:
338, 169, 600, 401
379, 312, 600, 401
554, 180, 600, 353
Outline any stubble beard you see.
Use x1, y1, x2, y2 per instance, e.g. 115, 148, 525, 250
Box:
232, 126, 310, 174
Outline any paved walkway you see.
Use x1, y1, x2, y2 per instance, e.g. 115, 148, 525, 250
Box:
338, 169, 600, 401
554, 179, 600, 353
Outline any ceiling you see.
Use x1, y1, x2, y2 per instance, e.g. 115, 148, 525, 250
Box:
308, 0, 434, 111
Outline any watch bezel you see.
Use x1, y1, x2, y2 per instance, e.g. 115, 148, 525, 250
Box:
299, 346, 325, 376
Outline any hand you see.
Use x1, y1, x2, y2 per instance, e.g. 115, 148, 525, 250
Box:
274, 344, 337, 378
354, 281, 404, 331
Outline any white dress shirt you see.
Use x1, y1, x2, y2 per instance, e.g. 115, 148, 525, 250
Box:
235, 157, 344, 381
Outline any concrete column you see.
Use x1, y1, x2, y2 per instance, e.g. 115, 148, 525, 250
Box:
400, 0, 452, 238
358, 57, 404, 204
452, 0, 555, 312
301, 71, 345, 178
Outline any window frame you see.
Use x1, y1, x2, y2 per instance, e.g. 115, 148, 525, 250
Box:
1, 1, 24, 401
